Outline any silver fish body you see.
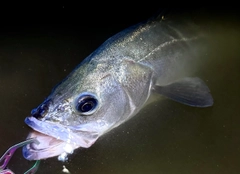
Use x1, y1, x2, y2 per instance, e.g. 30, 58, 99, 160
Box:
23, 16, 213, 160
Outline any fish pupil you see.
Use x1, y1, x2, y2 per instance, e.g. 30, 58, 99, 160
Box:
76, 95, 98, 114
81, 101, 94, 112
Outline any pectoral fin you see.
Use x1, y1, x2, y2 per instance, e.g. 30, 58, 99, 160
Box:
153, 77, 213, 107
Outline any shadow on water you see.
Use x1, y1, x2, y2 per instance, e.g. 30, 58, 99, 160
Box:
0, 7, 240, 174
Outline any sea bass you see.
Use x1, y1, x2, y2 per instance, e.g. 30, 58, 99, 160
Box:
23, 15, 213, 160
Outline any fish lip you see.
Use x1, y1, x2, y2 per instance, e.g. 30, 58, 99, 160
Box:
25, 117, 93, 148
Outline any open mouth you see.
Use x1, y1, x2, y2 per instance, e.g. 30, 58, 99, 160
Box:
22, 130, 79, 160
23, 117, 83, 160
23, 117, 100, 160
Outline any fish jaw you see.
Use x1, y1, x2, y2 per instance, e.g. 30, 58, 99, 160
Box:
23, 117, 99, 160
22, 130, 80, 160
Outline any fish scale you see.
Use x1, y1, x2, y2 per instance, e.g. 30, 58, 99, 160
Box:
23, 13, 213, 161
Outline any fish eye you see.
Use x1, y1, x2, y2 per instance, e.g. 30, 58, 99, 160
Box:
75, 94, 98, 115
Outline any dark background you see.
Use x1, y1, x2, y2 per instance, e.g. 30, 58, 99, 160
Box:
1, 6, 240, 33
0, 5, 240, 174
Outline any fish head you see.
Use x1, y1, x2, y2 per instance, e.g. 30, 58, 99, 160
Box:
23, 60, 134, 160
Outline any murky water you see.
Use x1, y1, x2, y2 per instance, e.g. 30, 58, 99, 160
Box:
0, 8, 240, 174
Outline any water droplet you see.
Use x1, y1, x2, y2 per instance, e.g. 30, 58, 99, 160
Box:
58, 152, 68, 162
63, 144, 74, 154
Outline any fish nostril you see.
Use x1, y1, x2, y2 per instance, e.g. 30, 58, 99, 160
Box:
31, 107, 45, 119
31, 99, 52, 119
31, 108, 43, 119
31, 108, 37, 115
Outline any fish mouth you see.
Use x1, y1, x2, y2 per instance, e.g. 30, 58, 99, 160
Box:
22, 130, 79, 160
23, 117, 98, 160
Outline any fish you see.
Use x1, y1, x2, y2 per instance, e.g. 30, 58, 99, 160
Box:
22, 13, 213, 161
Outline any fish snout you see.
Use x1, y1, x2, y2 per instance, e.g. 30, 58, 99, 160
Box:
31, 99, 52, 119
